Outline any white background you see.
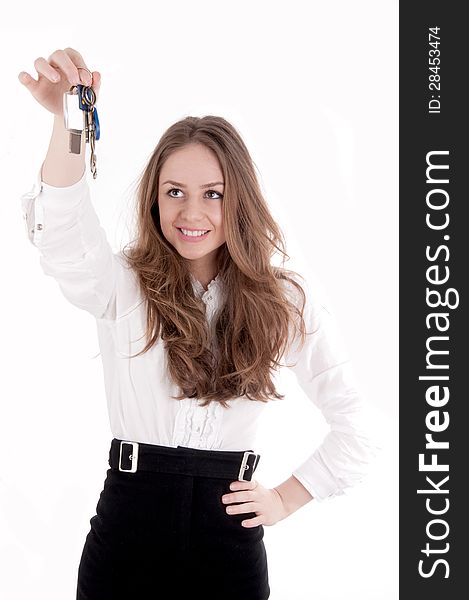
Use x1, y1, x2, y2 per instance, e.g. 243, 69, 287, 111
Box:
0, 1, 398, 598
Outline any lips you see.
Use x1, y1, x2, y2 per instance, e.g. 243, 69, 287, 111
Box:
176, 227, 211, 242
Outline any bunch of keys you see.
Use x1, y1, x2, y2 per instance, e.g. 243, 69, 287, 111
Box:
63, 84, 100, 179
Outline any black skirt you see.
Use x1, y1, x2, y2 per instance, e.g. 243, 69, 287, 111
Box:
76, 438, 270, 599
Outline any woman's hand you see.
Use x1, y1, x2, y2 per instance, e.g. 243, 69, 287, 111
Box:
18, 47, 101, 117
221, 479, 289, 528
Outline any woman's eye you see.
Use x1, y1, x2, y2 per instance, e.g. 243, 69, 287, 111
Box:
206, 190, 223, 199
167, 188, 223, 199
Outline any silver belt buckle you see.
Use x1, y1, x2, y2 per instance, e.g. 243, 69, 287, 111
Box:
238, 451, 259, 481
119, 441, 139, 473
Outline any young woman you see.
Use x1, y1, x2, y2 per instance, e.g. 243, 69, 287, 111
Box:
19, 48, 378, 600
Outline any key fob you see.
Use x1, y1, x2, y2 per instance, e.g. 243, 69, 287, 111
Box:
63, 88, 84, 131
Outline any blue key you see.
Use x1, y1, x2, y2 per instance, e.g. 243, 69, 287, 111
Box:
93, 107, 100, 140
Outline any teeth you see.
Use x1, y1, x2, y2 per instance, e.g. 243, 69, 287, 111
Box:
180, 228, 209, 237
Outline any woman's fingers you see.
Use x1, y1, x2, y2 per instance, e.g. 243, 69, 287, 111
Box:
17, 70, 33, 87
91, 71, 101, 93
47, 48, 82, 86
32, 56, 62, 83
17, 58, 59, 92
19, 48, 97, 90
63, 47, 93, 86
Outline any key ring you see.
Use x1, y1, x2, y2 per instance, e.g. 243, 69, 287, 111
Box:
81, 86, 96, 107
76, 67, 96, 108
77, 67, 92, 78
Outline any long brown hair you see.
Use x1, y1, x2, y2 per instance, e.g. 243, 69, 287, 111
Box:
122, 115, 309, 408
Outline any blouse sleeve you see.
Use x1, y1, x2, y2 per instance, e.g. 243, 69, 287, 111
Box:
283, 274, 380, 502
20, 164, 119, 320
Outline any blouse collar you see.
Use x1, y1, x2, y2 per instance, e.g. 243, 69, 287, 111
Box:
190, 271, 222, 301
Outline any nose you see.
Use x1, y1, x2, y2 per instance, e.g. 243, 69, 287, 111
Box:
179, 195, 208, 220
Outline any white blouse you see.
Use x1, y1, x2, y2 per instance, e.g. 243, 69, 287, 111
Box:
20, 166, 378, 502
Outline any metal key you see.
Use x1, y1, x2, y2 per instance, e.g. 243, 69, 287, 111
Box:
79, 85, 98, 179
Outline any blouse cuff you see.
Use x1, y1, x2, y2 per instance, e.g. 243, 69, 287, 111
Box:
21, 164, 88, 247
292, 454, 344, 502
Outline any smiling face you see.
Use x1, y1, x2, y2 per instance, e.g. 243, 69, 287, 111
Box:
157, 143, 226, 281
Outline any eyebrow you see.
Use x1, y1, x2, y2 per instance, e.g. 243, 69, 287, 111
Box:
161, 180, 224, 189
